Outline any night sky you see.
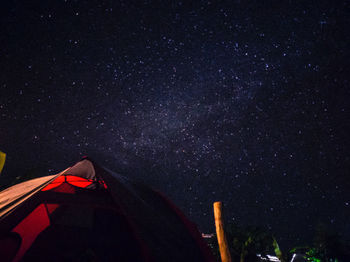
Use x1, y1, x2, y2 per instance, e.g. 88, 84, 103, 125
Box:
1, 0, 349, 249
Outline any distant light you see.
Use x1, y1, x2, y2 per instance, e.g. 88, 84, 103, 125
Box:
257, 254, 280, 262
201, 233, 214, 239
291, 254, 296, 262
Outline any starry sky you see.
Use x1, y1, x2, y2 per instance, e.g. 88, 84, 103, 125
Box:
0, 0, 349, 249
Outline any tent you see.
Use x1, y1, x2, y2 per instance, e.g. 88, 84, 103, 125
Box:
0, 157, 215, 262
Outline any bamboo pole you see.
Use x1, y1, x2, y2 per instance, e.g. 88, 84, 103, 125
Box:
214, 201, 232, 262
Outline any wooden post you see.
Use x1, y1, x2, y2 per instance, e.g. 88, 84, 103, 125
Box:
214, 201, 232, 262
0, 151, 6, 174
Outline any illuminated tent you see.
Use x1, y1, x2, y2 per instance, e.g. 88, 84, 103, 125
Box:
0, 157, 214, 262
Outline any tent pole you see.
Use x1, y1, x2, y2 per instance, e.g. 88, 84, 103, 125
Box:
213, 201, 231, 262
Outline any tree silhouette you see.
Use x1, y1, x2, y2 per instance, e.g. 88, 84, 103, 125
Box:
207, 223, 283, 262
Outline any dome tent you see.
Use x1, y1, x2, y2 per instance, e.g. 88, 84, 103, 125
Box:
0, 157, 215, 262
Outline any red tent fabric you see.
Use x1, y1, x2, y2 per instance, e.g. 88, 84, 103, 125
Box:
0, 157, 215, 262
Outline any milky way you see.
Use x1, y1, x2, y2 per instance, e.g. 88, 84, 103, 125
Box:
1, 0, 349, 248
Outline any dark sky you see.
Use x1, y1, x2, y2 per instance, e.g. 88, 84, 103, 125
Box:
1, 0, 349, 249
